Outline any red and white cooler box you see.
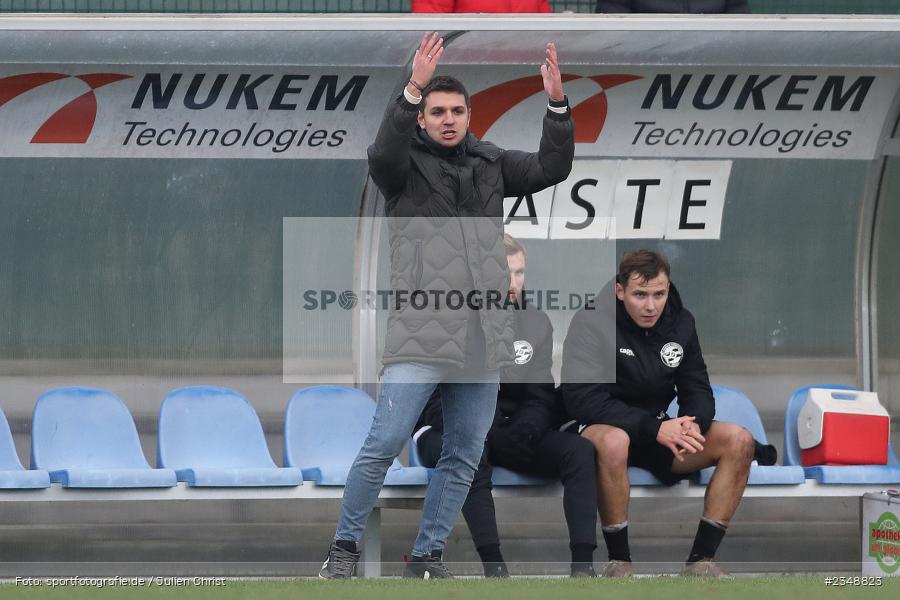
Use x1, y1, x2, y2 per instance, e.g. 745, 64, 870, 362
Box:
798, 388, 891, 466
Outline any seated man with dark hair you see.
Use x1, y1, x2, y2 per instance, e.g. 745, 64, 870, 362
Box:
561, 249, 755, 578
414, 234, 600, 577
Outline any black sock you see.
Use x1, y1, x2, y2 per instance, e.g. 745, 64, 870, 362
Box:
335, 539, 358, 553
477, 543, 504, 565
571, 543, 595, 566
754, 441, 778, 466
687, 519, 726, 563
602, 526, 631, 562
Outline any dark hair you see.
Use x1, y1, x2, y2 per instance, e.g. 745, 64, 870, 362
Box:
419, 75, 470, 112
618, 250, 670, 288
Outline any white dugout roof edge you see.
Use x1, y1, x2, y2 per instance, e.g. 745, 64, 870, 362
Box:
1, 15, 900, 67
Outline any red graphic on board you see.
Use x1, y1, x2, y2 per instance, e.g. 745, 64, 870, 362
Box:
469, 74, 642, 143
0, 73, 131, 143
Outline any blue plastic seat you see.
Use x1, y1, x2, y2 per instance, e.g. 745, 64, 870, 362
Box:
687, 385, 806, 485
628, 467, 665, 485
31, 387, 176, 488
0, 407, 49, 488
490, 466, 554, 486
158, 386, 301, 487
784, 385, 900, 484
285, 386, 428, 486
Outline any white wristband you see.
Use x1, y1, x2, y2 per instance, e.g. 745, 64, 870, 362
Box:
404, 87, 422, 105
547, 103, 568, 114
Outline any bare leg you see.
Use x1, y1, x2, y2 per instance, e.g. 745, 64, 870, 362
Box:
580, 425, 630, 526
580, 425, 634, 575
670, 422, 754, 524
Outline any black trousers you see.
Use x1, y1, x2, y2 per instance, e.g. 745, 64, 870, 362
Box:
495, 430, 599, 548
417, 428, 598, 549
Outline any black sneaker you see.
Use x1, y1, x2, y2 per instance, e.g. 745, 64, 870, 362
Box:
571, 562, 598, 578
402, 551, 454, 579
318, 541, 360, 579
483, 562, 510, 578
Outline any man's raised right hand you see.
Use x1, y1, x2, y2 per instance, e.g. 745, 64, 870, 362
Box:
407, 32, 445, 97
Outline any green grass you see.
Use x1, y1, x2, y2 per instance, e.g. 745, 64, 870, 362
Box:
1, 577, 899, 599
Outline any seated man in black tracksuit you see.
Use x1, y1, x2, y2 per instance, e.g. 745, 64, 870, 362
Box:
414, 234, 599, 578
561, 249, 755, 578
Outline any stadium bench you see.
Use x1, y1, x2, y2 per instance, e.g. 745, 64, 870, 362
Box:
407, 419, 663, 486
690, 385, 806, 485
784, 384, 900, 484
284, 385, 429, 486
31, 387, 177, 488
158, 385, 302, 487
1, 384, 896, 577
409, 384, 802, 487
0, 407, 49, 489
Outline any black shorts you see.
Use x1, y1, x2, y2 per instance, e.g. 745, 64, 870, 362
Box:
563, 421, 689, 487
626, 439, 689, 487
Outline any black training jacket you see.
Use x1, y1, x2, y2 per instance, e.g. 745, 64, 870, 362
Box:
560, 279, 715, 446
415, 304, 563, 437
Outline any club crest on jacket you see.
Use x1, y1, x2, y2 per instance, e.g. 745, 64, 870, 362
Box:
660, 342, 684, 368
514, 340, 534, 365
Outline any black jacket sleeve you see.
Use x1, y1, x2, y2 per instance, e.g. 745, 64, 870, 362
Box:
501, 316, 556, 438
502, 382, 556, 439
366, 94, 420, 199
500, 106, 574, 198
488, 381, 553, 468
487, 312, 556, 467
560, 306, 663, 445
488, 387, 551, 468
673, 316, 715, 433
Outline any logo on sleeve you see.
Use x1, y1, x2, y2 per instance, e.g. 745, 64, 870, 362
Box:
514, 340, 534, 365
619, 348, 635, 357
660, 342, 684, 368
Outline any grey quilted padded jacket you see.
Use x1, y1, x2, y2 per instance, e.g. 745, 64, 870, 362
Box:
368, 94, 574, 370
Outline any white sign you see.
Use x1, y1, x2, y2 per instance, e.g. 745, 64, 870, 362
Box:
0, 66, 396, 159
548, 160, 616, 240
503, 159, 730, 240
456, 67, 899, 160
611, 160, 673, 239
862, 492, 900, 577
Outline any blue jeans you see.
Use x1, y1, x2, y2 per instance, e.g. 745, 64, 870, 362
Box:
334, 362, 499, 556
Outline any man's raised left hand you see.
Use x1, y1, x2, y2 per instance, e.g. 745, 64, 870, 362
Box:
540, 42, 565, 103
